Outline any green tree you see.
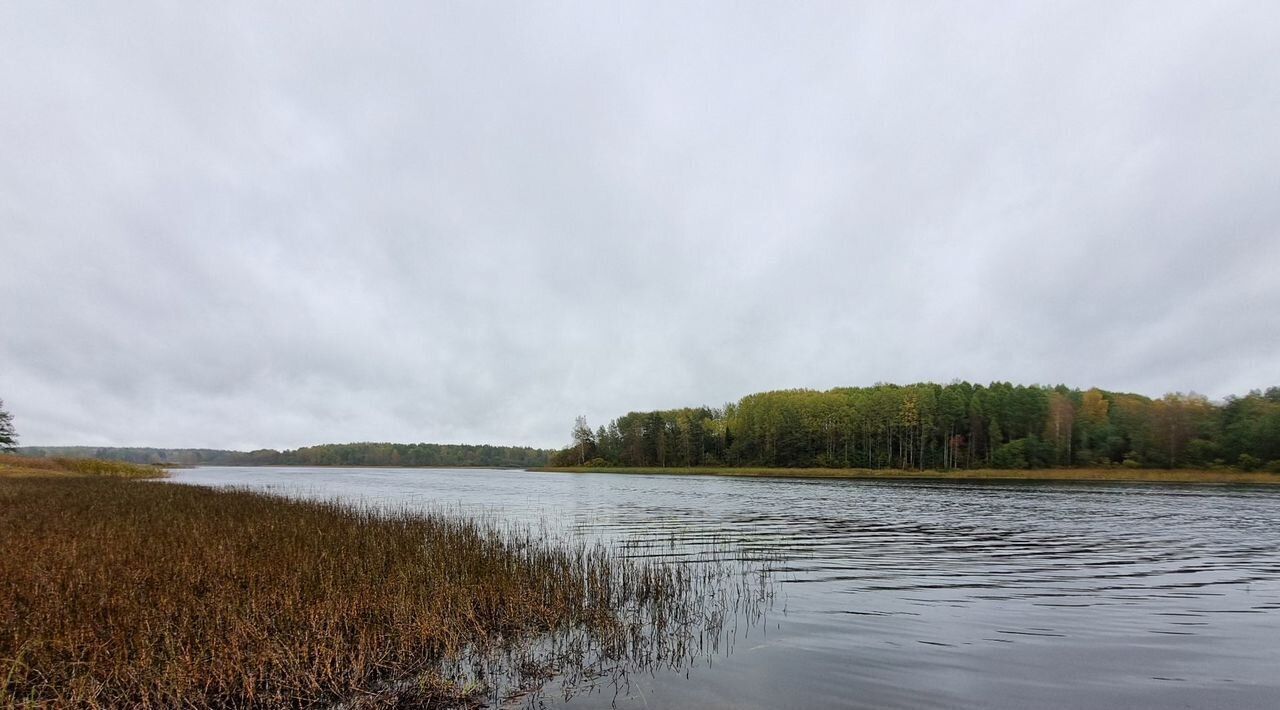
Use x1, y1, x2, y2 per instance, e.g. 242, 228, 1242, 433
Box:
0, 398, 16, 452
992, 438, 1029, 469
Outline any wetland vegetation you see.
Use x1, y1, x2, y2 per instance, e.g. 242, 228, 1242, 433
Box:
0, 452, 164, 479
0, 457, 772, 708
535, 464, 1280, 485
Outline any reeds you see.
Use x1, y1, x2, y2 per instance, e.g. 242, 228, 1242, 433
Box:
536, 464, 1280, 484
0, 475, 774, 708
0, 454, 164, 479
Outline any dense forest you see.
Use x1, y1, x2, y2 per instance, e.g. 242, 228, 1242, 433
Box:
20, 443, 552, 468
552, 383, 1280, 472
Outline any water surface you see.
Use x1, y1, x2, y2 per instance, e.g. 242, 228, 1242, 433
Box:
169, 467, 1280, 709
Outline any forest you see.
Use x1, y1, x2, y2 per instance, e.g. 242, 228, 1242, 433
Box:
20, 442, 552, 468
552, 383, 1280, 472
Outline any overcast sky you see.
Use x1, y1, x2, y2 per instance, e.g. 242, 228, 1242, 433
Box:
2, 2, 1278, 450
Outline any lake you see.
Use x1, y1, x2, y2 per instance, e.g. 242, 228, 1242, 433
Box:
168, 467, 1280, 709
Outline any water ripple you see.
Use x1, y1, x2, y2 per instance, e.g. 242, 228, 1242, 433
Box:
168, 468, 1280, 709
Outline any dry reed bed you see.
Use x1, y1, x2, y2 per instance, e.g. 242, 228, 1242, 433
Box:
0, 453, 164, 479
535, 465, 1280, 485
0, 475, 770, 708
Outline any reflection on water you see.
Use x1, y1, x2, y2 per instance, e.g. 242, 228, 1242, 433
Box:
169, 468, 1280, 709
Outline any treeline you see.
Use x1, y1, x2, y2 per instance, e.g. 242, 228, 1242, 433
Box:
552, 383, 1280, 472
20, 443, 553, 468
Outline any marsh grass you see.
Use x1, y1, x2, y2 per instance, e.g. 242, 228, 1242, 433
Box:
0, 453, 164, 479
535, 465, 1280, 485
0, 475, 775, 708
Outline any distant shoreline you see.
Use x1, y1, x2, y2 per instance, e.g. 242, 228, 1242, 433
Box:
15, 444, 552, 469
531, 466, 1280, 486
171, 464, 531, 469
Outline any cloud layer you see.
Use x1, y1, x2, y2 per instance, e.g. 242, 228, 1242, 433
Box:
3, 1, 1278, 449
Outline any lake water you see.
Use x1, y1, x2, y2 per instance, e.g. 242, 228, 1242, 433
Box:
168, 467, 1280, 709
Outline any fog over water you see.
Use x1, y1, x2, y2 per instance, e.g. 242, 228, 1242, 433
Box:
2, 2, 1279, 449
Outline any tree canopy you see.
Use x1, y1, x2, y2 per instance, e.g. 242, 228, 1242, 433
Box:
552, 383, 1280, 472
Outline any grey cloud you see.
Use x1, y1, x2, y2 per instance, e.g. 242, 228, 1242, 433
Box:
2, 1, 1278, 449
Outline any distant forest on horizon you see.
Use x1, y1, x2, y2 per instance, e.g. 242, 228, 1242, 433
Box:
19, 442, 553, 468
553, 382, 1280, 472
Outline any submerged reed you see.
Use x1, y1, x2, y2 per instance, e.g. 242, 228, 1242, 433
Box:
0, 475, 774, 708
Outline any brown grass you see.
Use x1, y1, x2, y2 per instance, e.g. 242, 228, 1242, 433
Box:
0, 453, 166, 479
533, 465, 1280, 485
0, 475, 761, 708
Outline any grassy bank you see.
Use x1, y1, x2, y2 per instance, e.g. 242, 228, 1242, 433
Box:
533, 465, 1280, 485
0, 472, 749, 707
0, 453, 167, 479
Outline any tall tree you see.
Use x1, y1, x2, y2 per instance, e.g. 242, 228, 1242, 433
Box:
1148, 393, 1213, 468
571, 415, 595, 464
0, 399, 17, 452
1045, 391, 1076, 465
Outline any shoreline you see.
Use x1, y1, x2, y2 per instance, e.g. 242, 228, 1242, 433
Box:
530, 465, 1280, 486
0, 453, 168, 479
0, 460, 731, 706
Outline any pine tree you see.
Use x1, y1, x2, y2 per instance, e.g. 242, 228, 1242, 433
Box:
0, 398, 16, 453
